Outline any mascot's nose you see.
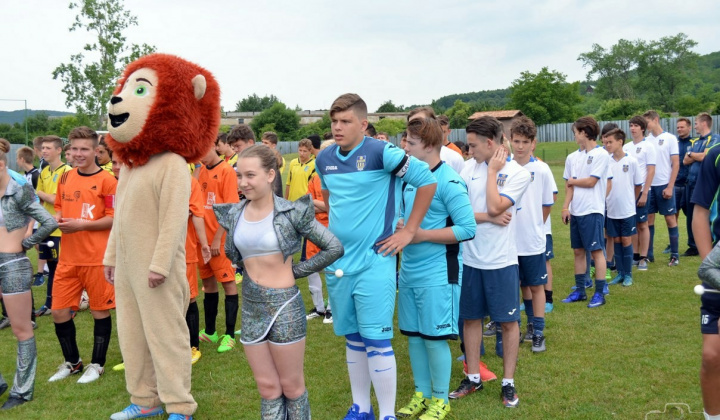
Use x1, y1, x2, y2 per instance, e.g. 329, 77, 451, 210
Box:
110, 96, 123, 105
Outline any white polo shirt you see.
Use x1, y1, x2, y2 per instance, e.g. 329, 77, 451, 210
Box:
645, 132, 678, 186
564, 146, 610, 217
515, 158, 555, 255
461, 158, 530, 270
440, 145, 465, 174
607, 153, 643, 219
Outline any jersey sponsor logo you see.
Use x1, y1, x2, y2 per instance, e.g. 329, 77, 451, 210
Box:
381, 326, 392, 333
541, 274, 548, 280
508, 308, 517, 315
591, 241, 597, 246
325, 165, 338, 171
497, 173, 508, 187
90, 185, 97, 190
206, 192, 216, 209
587, 156, 594, 164
356, 155, 367, 171
213, 174, 218, 179
81, 203, 95, 220
449, 180, 460, 184
436, 323, 451, 330
623, 165, 629, 172
668, 208, 674, 212
406, 187, 415, 192
74, 191, 81, 200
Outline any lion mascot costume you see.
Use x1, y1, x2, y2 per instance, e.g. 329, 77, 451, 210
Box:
103, 53, 220, 420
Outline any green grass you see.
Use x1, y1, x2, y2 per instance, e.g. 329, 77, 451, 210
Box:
0, 157, 706, 419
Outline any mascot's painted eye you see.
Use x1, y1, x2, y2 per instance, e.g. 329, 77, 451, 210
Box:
134, 86, 148, 97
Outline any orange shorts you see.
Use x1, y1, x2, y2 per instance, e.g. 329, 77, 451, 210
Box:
187, 262, 199, 299
52, 264, 115, 311
198, 251, 235, 283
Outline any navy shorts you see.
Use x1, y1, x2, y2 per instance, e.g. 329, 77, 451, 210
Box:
518, 254, 548, 287
674, 184, 686, 214
701, 284, 720, 335
606, 216, 637, 238
38, 236, 61, 261
459, 265, 520, 323
570, 213, 604, 251
635, 201, 649, 224
647, 184, 677, 216
545, 234, 554, 260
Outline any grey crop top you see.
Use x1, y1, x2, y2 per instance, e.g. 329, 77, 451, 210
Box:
233, 208, 282, 260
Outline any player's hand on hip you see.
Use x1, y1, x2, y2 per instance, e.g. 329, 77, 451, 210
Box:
104, 266, 115, 285
148, 271, 166, 288
376, 229, 413, 257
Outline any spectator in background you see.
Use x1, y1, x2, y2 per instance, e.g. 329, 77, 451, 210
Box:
438, 115, 463, 156
33, 137, 48, 171
323, 132, 334, 141
376, 132, 389, 142
453, 141, 469, 160
216, 133, 238, 169
307, 134, 322, 157
63, 144, 74, 167
365, 123, 377, 138
261, 131, 285, 197
16, 146, 39, 188
96, 136, 114, 176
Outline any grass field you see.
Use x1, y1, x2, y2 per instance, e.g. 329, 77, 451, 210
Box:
0, 145, 707, 419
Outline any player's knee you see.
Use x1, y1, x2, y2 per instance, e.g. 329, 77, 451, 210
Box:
256, 378, 282, 399
279, 377, 305, 399
573, 249, 584, 257
702, 341, 720, 372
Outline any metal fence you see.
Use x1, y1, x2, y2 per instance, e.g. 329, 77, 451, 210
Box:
7, 143, 24, 172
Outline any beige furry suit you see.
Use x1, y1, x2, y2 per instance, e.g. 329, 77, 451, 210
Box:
103, 152, 196, 415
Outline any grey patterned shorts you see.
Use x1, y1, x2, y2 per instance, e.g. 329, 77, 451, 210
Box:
240, 273, 306, 346
0, 252, 32, 295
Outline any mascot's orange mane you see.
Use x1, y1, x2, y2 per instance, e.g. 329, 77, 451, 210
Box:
106, 53, 220, 167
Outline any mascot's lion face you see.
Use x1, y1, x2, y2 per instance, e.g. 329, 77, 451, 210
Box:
107, 68, 158, 143
105, 53, 220, 168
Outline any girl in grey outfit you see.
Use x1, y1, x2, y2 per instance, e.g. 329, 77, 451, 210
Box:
0, 138, 58, 409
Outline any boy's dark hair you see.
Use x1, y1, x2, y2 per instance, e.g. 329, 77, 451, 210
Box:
407, 117, 443, 149
365, 123, 377, 137
601, 123, 619, 137
453, 140, 468, 153
330, 93, 367, 119
42, 135, 64, 150
437, 115, 449, 127
307, 134, 322, 149
262, 131, 279, 144
602, 128, 626, 144
400, 130, 407, 139
629, 115, 647, 132
215, 132, 228, 146
16, 146, 35, 164
68, 126, 99, 147
98, 137, 113, 157
677, 117, 692, 127
510, 116, 537, 141
32, 136, 44, 150
466, 116, 503, 142
697, 112, 713, 129
227, 124, 255, 144
573, 117, 600, 140
323, 132, 334, 140
407, 106, 436, 122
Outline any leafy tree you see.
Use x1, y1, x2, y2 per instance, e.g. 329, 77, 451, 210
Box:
578, 39, 637, 100
249, 102, 300, 141
445, 100, 473, 129
52, 0, 155, 128
296, 113, 331, 139
373, 118, 406, 136
509, 67, 582, 125
675, 95, 714, 117
595, 99, 649, 121
235, 94, 280, 112
376, 100, 403, 113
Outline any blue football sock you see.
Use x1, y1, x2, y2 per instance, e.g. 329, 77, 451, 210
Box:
407, 336, 431, 398
669, 226, 679, 257
613, 242, 624, 275
574, 274, 586, 294
425, 339, 451, 404
648, 225, 655, 259
523, 299, 534, 326
595, 279, 606, 293
532, 317, 545, 337
623, 244, 634, 275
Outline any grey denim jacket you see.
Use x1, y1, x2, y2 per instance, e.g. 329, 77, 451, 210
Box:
698, 242, 720, 290
214, 194, 343, 279
1, 173, 58, 249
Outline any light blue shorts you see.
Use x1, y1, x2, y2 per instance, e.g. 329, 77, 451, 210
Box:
326, 253, 396, 340
398, 283, 460, 340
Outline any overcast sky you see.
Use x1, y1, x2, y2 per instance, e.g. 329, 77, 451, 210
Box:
2, 0, 719, 114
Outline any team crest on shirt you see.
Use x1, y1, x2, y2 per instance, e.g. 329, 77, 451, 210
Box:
497, 173, 508, 187
636, 147, 642, 154
658, 139, 665, 146
587, 156, 594, 164
356, 155, 366, 171
623, 164, 629, 172
530, 171, 535, 182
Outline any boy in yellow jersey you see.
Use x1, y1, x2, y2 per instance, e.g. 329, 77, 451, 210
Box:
286, 138, 316, 201
96, 136, 114, 176
35, 136, 72, 317
216, 133, 238, 169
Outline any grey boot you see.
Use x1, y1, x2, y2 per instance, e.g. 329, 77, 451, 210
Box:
0, 372, 7, 397
10, 337, 37, 401
285, 390, 310, 420
261, 396, 286, 420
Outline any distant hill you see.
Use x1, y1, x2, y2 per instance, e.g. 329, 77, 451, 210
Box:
0, 109, 73, 125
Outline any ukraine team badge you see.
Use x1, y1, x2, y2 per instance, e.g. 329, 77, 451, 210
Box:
530, 171, 535, 182
497, 173, 508, 187
587, 156, 594, 164
356, 155, 366, 171
658, 139, 665, 146
623, 164, 629, 172
636, 147, 642, 154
